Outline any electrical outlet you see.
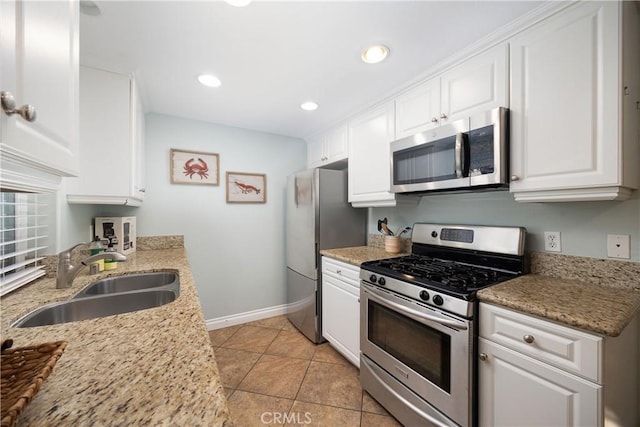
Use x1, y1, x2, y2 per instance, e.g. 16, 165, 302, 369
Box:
544, 231, 562, 252
607, 234, 630, 259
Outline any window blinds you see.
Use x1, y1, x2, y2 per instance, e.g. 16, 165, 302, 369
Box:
0, 192, 48, 296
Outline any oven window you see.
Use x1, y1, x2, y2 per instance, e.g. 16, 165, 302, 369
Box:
368, 300, 451, 392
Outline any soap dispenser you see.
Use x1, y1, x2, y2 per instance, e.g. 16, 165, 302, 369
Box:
89, 236, 105, 272
104, 237, 118, 271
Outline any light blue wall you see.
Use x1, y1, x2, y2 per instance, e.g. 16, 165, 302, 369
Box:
92, 113, 306, 320
370, 190, 640, 261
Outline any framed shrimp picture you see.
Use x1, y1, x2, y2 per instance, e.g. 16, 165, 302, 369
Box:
170, 149, 219, 185
226, 172, 267, 203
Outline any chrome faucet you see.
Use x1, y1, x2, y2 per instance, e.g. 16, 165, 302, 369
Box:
56, 242, 127, 289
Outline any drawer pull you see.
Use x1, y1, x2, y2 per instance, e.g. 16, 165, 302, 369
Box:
523, 335, 535, 344
479, 353, 488, 361
336, 269, 342, 275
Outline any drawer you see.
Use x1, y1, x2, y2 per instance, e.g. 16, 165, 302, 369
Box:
322, 257, 360, 287
479, 303, 602, 383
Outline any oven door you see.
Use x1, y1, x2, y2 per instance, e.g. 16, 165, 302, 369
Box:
360, 282, 472, 427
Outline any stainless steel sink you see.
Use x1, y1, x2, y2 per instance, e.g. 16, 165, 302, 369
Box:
75, 271, 179, 297
12, 290, 178, 328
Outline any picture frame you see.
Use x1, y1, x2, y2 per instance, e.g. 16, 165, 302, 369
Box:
170, 149, 219, 185
226, 172, 267, 203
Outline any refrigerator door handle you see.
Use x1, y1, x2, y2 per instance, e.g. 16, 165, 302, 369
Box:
315, 242, 319, 269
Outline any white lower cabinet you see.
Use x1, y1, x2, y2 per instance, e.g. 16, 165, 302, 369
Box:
321, 257, 360, 367
478, 338, 600, 426
479, 303, 639, 427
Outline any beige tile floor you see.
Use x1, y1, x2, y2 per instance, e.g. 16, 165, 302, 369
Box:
208, 315, 403, 427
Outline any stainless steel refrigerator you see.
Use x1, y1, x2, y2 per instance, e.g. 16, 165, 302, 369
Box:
286, 168, 366, 343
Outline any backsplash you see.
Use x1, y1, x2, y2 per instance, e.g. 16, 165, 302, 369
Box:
41, 236, 185, 277
530, 252, 640, 292
368, 234, 411, 253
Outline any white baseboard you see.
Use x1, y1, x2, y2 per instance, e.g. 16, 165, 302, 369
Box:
206, 304, 289, 331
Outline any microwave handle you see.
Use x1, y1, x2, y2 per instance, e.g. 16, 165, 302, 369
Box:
454, 133, 468, 179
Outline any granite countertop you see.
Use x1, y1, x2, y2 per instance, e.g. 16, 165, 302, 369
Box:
320, 246, 409, 266
0, 248, 231, 426
478, 274, 640, 337
323, 245, 640, 338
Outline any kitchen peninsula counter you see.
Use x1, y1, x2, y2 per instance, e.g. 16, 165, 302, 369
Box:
0, 246, 231, 426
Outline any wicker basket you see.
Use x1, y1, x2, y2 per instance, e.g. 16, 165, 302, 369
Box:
1, 339, 67, 427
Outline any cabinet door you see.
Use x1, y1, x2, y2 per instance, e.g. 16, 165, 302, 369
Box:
479, 338, 601, 427
324, 124, 348, 164
131, 78, 146, 200
306, 135, 325, 168
66, 67, 142, 205
348, 102, 397, 206
440, 43, 508, 123
395, 78, 441, 139
0, 0, 79, 177
510, 2, 622, 197
321, 273, 360, 367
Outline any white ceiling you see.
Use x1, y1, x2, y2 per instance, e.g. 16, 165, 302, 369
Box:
80, 1, 545, 140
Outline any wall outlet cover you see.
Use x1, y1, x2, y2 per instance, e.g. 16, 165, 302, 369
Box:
544, 231, 562, 252
607, 234, 630, 259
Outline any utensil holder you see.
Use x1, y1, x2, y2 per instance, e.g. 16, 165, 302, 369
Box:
385, 236, 401, 253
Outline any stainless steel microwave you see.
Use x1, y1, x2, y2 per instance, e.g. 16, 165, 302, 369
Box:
391, 107, 509, 194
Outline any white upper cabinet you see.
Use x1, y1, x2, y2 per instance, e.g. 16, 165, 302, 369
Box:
510, 1, 639, 202
0, 0, 79, 188
66, 66, 145, 206
348, 102, 417, 207
395, 78, 441, 138
395, 44, 508, 139
306, 124, 348, 168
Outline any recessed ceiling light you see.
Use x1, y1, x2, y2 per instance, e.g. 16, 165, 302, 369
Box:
224, 0, 251, 7
198, 74, 221, 88
301, 101, 318, 111
361, 45, 390, 64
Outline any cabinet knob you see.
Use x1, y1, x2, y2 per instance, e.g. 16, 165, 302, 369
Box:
439, 113, 447, 120
139, 188, 146, 193
431, 117, 438, 123
523, 335, 535, 344
336, 269, 342, 275
1, 91, 37, 122
479, 353, 488, 361
510, 175, 520, 181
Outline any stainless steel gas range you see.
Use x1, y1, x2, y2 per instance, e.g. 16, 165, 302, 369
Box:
360, 223, 527, 427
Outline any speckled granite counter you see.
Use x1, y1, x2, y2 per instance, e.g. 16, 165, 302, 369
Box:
478, 253, 640, 337
0, 247, 231, 426
320, 246, 409, 266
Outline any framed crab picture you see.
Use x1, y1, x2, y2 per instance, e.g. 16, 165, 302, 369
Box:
170, 149, 219, 185
226, 172, 267, 203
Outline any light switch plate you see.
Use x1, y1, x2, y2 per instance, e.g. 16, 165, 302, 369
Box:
607, 234, 630, 259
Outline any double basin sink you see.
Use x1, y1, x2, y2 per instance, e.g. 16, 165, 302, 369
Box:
12, 271, 180, 328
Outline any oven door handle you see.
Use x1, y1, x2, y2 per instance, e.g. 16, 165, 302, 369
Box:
362, 357, 457, 427
364, 287, 468, 331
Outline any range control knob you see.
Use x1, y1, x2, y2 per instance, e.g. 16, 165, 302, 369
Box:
369, 274, 377, 283
378, 277, 386, 286
432, 295, 444, 306
419, 290, 430, 301
431, 231, 438, 238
